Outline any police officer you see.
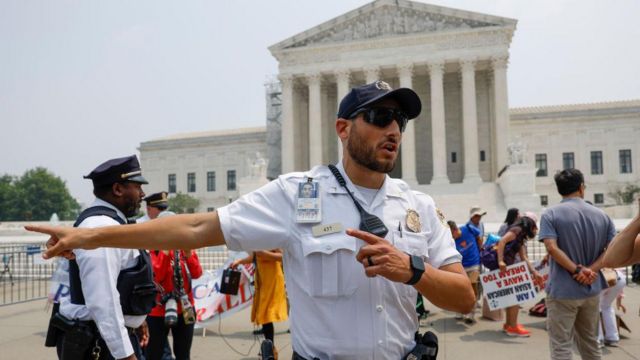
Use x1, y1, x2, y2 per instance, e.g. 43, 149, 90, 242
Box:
33, 82, 476, 359
138, 192, 169, 224
53, 155, 156, 360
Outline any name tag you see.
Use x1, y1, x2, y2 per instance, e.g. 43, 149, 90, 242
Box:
312, 223, 344, 237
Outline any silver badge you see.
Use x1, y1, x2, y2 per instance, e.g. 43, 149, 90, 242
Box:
405, 209, 421, 233
375, 80, 392, 90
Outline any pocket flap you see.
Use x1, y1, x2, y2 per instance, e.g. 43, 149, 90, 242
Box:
301, 234, 356, 256
394, 231, 429, 258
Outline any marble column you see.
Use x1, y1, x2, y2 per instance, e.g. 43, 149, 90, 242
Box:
428, 61, 450, 185
492, 55, 510, 179
364, 66, 380, 84
335, 69, 351, 160
279, 74, 295, 173
307, 72, 323, 167
397, 63, 417, 184
460, 59, 482, 184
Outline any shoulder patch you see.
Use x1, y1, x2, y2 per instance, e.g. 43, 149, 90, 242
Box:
436, 208, 448, 228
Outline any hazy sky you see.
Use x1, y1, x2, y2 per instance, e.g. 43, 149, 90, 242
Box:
2, 0, 639, 206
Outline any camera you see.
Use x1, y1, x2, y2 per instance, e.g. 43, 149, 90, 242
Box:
164, 297, 178, 327
179, 294, 196, 325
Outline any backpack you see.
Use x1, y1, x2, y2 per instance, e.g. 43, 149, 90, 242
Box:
529, 298, 547, 317
480, 234, 524, 270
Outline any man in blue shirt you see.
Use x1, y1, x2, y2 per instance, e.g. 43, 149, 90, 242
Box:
448, 220, 482, 324
540, 169, 616, 360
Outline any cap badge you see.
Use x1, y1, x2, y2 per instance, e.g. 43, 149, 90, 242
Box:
375, 80, 392, 91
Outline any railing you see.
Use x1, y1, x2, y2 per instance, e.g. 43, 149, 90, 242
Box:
0, 241, 231, 306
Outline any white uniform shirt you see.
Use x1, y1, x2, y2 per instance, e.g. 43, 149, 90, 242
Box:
59, 198, 144, 359
218, 163, 460, 359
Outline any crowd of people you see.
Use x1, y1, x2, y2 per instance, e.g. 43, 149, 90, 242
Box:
28, 80, 640, 360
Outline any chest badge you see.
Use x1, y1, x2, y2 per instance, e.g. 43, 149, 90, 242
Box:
405, 209, 421, 233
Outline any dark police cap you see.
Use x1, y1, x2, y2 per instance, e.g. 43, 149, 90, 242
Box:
84, 155, 148, 187
144, 191, 169, 208
337, 80, 422, 120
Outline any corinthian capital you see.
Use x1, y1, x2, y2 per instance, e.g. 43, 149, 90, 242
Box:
396, 63, 414, 78
306, 72, 322, 86
334, 69, 351, 83
459, 58, 477, 73
427, 61, 445, 75
491, 55, 509, 70
278, 73, 294, 87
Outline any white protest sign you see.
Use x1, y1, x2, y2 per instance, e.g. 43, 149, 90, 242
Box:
481, 262, 537, 311
532, 260, 549, 293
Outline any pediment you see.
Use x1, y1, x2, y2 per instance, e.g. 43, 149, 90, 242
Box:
270, 0, 516, 52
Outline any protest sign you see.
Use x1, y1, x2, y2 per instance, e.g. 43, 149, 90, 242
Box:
481, 262, 537, 311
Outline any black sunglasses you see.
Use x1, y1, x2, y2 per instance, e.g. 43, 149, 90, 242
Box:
348, 107, 409, 132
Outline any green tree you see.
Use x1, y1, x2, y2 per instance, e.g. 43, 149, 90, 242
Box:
610, 184, 640, 205
167, 192, 200, 214
1, 167, 80, 221
0, 175, 15, 220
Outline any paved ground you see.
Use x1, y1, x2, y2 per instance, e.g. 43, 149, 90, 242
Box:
2, 286, 640, 360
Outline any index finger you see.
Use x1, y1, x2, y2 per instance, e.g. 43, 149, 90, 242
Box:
25, 225, 57, 236
346, 228, 383, 245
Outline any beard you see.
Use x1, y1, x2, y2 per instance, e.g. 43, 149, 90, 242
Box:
346, 122, 397, 173
122, 197, 141, 218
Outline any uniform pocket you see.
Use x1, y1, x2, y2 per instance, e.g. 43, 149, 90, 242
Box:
393, 230, 429, 259
300, 234, 361, 298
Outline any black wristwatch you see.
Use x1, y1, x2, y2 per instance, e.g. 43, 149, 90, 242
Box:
573, 265, 583, 275
405, 254, 425, 286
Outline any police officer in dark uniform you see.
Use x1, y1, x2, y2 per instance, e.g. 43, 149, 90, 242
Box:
48, 155, 157, 360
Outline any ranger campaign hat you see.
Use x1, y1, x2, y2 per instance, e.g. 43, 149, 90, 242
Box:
337, 80, 422, 120
84, 155, 148, 187
144, 191, 169, 209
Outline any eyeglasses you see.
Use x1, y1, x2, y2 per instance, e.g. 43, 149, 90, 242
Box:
348, 107, 409, 132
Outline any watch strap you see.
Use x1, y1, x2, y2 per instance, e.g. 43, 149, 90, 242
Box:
405, 254, 424, 286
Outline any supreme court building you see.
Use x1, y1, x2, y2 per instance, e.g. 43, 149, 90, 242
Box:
139, 0, 640, 221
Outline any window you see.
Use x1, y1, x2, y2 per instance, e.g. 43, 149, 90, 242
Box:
562, 152, 574, 170
207, 207, 215, 212
591, 151, 603, 175
535, 154, 547, 177
207, 171, 216, 192
620, 149, 632, 174
540, 195, 548, 206
480, 150, 486, 162
187, 208, 195, 214
594, 193, 604, 205
168, 174, 176, 194
451, 152, 457, 163
187, 172, 196, 192
227, 170, 236, 191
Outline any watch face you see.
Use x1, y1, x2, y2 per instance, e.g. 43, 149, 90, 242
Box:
412, 255, 425, 271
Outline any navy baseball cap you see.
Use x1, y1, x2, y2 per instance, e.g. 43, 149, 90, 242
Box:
84, 155, 148, 187
337, 81, 422, 120
144, 191, 169, 209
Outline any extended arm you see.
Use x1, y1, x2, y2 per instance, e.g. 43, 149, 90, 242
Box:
29, 212, 225, 259
603, 215, 640, 267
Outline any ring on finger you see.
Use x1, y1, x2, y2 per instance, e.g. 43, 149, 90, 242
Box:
367, 256, 374, 267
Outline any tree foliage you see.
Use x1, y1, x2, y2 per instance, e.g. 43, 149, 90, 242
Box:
0, 167, 80, 221
609, 184, 640, 205
167, 192, 200, 214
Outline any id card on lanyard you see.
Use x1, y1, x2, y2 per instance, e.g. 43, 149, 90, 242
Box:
296, 178, 321, 223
